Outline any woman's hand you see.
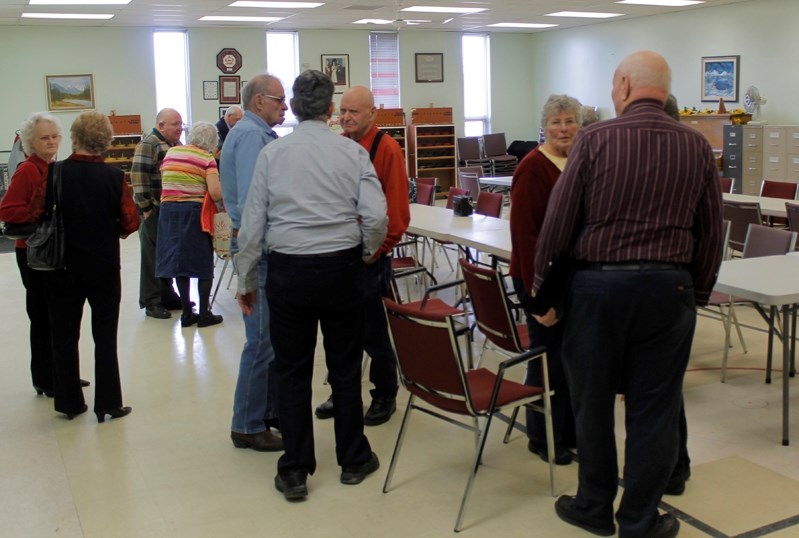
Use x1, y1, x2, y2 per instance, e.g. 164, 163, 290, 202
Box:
533, 307, 559, 327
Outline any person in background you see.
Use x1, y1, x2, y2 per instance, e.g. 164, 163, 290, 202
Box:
0, 112, 90, 397
509, 94, 582, 466
235, 70, 387, 501
155, 121, 223, 328
131, 108, 185, 320
215, 105, 243, 146
33, 111, 139, 422
534, 51, 723, 538
220, 74, 287, 452
314, 85, 410, 426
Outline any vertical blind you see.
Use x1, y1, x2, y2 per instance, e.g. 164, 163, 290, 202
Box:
369, 31, 400, 109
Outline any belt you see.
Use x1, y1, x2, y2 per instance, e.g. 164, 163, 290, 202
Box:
585, 262, 686, 272
270, 246, 361, 259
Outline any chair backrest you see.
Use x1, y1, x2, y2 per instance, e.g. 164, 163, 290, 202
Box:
457, 137, 482, 161
383, 298, 474, 415
785, 202, 799, 236
459, 172, 482, 201
483, 133, 508, 157
415, 176, 438, 188
415, 182, 436, 206
475, 191, 503, 218
723, 201, 763, 252
719, 176, 734, 194
458, 259, 525, 355
446, 187, 469, 209
760, 179, 798, 200
742, 223, 797, 258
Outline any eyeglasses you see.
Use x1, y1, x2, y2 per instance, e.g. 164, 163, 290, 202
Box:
261, 94, 286, 104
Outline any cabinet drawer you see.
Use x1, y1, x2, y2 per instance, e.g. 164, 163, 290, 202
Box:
741, 178, 760, 195
786, 127, 799, 154
763, 127, 787, 153
763, 153, 786, 179
743, 125, 763, 150
723, 125, 742, 150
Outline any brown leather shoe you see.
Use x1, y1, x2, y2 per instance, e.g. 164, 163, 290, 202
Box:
231, 430, 284, 452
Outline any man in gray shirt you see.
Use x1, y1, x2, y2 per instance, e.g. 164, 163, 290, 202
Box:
235, 70, 387, 501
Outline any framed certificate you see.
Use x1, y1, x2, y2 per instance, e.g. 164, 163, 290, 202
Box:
219, 75, 241, 104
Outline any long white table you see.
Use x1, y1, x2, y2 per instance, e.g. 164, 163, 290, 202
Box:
723, 193, 790, 218
408, 204, 511, 260
714, 255, 799, 445
479, 176, 512, 188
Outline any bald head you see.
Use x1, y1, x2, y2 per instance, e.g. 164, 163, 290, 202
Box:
611, 50, 671, 116
155, 108, 183, 144
339, 86, 376, 141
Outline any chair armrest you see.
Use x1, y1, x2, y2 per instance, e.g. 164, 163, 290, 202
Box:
497, 345, 547, 373
420, 279, 465, 309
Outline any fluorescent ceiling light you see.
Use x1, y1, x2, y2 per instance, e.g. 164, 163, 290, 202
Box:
352, 18, 393, 24
29, 0, 129, 4
21, 11, 113, 18
402, 5, 486, 14
616, 0, 703, 6
546, 11, 623, 18
200, 15, 283, 22
229, 1, 323, 7
488, 22, 558, 29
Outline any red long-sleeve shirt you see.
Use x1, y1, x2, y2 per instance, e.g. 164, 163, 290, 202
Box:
0, 154, 50, 249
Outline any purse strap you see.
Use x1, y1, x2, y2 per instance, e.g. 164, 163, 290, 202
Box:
52, 161, 63, 226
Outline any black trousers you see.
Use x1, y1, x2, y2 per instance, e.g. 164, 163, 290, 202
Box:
44, 270, 124, 415
15, 247, 54, 391
364, 254, 398, 399
138, 206, 179, 308
267, 249, 372, 476
562, 268, 696, 537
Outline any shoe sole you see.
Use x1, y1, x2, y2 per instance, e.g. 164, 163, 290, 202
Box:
555, 498, 615, 537
274, 476, 307, 500
315, 410, 334, 420
340, 455, 380, 485
528, 444, 573, 466
231, 439, 284, 452
145, 311, 171, 319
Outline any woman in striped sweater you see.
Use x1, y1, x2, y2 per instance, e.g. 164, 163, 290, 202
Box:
156, 122, 223, 328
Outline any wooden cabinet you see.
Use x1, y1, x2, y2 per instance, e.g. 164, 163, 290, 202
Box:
680, 113, 751, 152
106, 114, 142, 184
377, 126, 408, 174
408, 124, 457, 196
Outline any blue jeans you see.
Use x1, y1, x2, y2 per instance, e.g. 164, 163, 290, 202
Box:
231, 247, 278, 434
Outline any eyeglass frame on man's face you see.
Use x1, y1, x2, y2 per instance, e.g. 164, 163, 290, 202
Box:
261, 93, 286, 105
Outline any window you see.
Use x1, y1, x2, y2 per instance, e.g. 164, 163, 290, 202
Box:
153, 30, 190, 141
369, 31, 400, 109
266, 31, 299, 136
462, 34, 490, 137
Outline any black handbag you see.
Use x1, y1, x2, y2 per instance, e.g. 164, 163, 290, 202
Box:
26, 161, 65, 271
452, 195, 474, 217
1, 221, 38, 240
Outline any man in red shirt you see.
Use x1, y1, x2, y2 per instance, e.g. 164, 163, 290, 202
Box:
315, 86, 410, 425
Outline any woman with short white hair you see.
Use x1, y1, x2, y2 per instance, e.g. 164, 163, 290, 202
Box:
156, 121, 223, 327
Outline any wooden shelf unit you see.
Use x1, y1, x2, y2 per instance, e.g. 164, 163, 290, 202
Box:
408, 124, 457, 196
106, 114, 142, 183
377, 125, 409, 175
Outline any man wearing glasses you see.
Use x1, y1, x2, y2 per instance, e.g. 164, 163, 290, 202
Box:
220, 74, 288, 453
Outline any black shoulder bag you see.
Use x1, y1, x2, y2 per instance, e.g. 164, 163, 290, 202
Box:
26, 161, 66, 271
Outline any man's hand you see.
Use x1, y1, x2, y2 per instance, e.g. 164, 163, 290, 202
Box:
533, 307, 559, 327
236, 291, 257, 316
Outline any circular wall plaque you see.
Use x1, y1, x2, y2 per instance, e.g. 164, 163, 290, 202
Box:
217, 48, 242, 74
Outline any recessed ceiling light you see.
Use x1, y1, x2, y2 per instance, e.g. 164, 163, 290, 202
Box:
229, 1, 323, 7
22, 12, 113, 18
352, 18, 393, 24
199, 15, 283, 22
29, 0, 129, 4
546, 11, 623, 18
488, 22, 558, 29
401, 5, 486, 14
616, 0, 704, 6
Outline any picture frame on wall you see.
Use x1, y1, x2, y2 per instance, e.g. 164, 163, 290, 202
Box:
219, 106, 230, 119
415, 53, 444, 83
321, 54, 349, 92
203, 80, 219, 100
701, 55, 739, 102
219, 75, 241, 104
45, 74, 95, 111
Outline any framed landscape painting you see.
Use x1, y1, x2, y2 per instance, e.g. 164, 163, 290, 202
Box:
46, 74, 95, 111
701, 55, 739, 102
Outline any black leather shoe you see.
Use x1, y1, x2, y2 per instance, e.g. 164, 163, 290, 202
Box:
275, 470, 308, 501
664, 467, 691, 496
626, 513, 680, 538
180, 313, 199, 327
61, 404, 88, 421
529, 440, 573, 465
80, 379, 90, 387
34, 385, 54, 397
164, 299, 195, 311
364, 396, 396, 426
341, 452, 380, 485
145, 304, 171, 319
96, 406, 132, 423
197, 312, 223, 328
315, 396, 334, 419
231, 430, 284, 452
554, 495, 615, 536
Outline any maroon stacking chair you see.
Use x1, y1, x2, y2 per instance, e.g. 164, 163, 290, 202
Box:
719, 176, 734, 194
760, 180, 798, 227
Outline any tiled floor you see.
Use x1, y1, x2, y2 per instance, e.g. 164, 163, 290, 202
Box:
1, 235, 798, 537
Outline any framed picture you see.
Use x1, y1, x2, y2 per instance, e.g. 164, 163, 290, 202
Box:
321, 54, 349, 92
701, 55, 740, 102
415, 53, 444, 83
45, 74, 95, 111
219, 106, 230, 119
203, 80, 219, 100
219, 75, 241, 104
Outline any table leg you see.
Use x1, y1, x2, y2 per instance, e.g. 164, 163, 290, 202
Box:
791, 305, 797, 378
782, 304, 790, 446
767, 305, 776, 384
